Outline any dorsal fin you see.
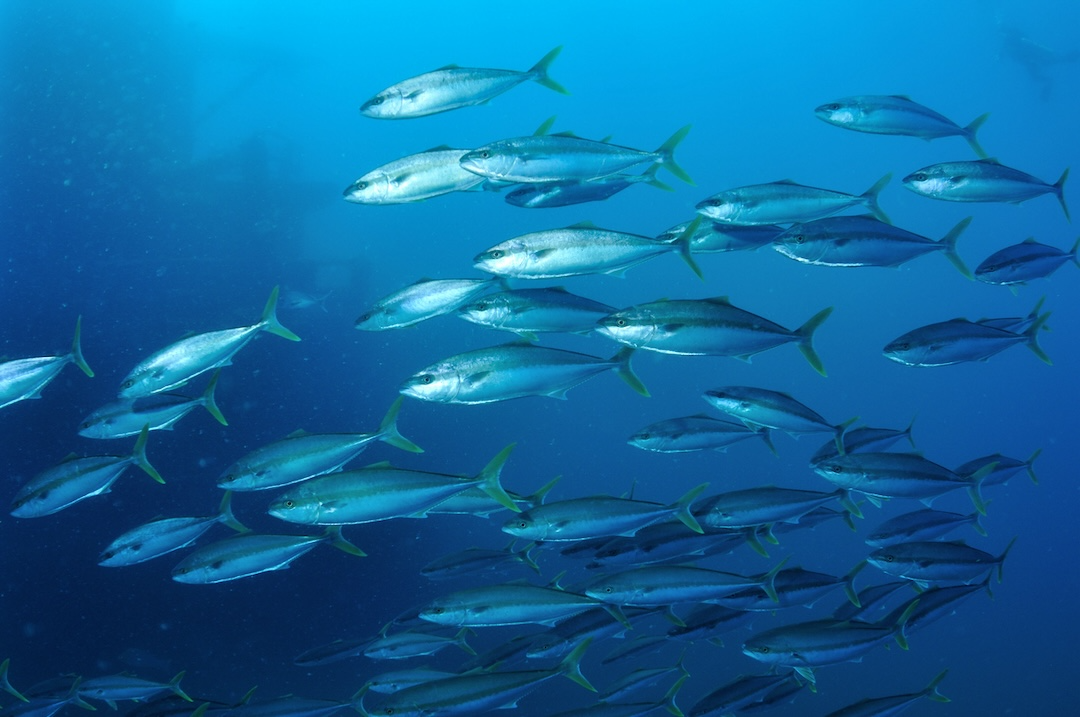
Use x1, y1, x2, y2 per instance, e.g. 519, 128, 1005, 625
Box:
566, 220, 598, 229
435, 64, 460, 71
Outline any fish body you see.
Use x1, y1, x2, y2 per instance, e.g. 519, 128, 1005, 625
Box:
656, 219, 782, 252
813, 452, 986, 510
975, 237, 1079, 285
585, 562, 785, 606
267, 445, 517, 525
79, 371, 226, 438
363, 628, 475, 661
865, 508, 985, 548
360, 46, 567, 119
716, 566, 861, 612
703, 385, 850, 446
598, 298, 831, 375
628, 414, 772, 453
0, 316, 93, 410
953, 450, 1040, 487
294, 638, 372, 667
421, 543, 540, 581
815, 94, 988, 156
11, 427, 162, 518
218, 398, 421, 491
666, 604, 754, 642
400, 343, 648, 404
419, 583, 614, 628
77, 672, 190, 709
687, 672, 797, 717
473, 222, 699, 280
903, 160, 1069, 219
458, 286, 616, 339
696, 486, 848, 530
504, 166, 669, 209
343, 148, 485, 204
356, 278, 502, 330
883, 313, 1051, 366
119, 286, 299, 397
365, 668, 458, 695
809, 422, 916, 465
867, 539, 1016, 586
773, 215, 972, 277
696, 175, 890, 225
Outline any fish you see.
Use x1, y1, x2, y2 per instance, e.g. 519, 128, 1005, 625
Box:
267, 445, 519, 526
425, 475, 560, 518
525, 607, 657, 660
119, 286, 300, 397
655, 219, 783, 253
740, 600, 919, 685
628, 414, 774, 454
457, 286, 617, 341
399, 343, 649, 404
953, 449, 1041, 487
702, 385, 854, 451
555, 673, 688, 717
221, 693, 368, 717
293, 638, 373, 667
686, 672, 800, 717
359, 46, 568, 119
598, 298, 831, 375
695, 486, 858, 531
867, 538, 1017, 587
584, 560, 788, 607
355, 277, 504, 330
99, 491, 248, 566
504, 165, 671, 209
808, 420, 917, 465
865, 508, 987, 548
0, 316, 93, 411
598, 658, 688, 703
823, 670, 949, 717
696, 175, 891, 225
582, 522, 744, 571
420, 542, 541, 581
217, 397, 422, 491
666, 604, 754, 643
715, 564, 864, 612
419, 581, 624, 628
903, 160, 1069, 220
356, 639, 594, 716
343, 147, 486, 204
10, 425, 163, 518
772, 215, 972, 278
832, 581, 910, 622
883, 311, 1052, 366
460, 124, 693, 185
501, 484, 708, 542
77, 672, 191, 709
79, 370, 228, 438
881, 579, 991, 635
280, 288, 333, 312
0, 659, 28, 703
472, 220, 702, 280
975, 237, 1079, 287
815, 94, 989, 157
364, 668, 459, 695
171, 526, 364, 584
363, 628, 476, 661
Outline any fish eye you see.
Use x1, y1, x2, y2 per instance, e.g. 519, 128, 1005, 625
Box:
823, 103, 840, 112
709, 198, 724, 207
894, 342, 910, 352
489, 250, 503, 259
121, 379, 135, 389
419, 374, 434, 385
912, 173, 927, 182
474, 302, 489, 311
355, 181, 367, 190
603, 586, 614, 594
283, 500, 295, 509
638, 432, 651, 440
480, 151, 491, 159
370, 97, 383, 106
431, 606, 444, 614
882, 554, 895, 563
794, 234, 805, 244
827, 464, 843, 474
518, 521, 528, 529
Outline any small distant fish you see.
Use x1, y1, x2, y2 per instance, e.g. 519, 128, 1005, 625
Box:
460, 123, 693, 185
420, 582, 622, 628
824, 670, 949, 717
458, 286, 617, 341
504, 165, 671, 209
356, 278, 503, 330
867, 538, 1017, 588
294, 638, 372, 667
865, 507, 986, 548
903, 160, 1069, 220
99, 492, 248, 567
399, 343, 649, 404
79, 370, 227, 439
281, 288, 333, 312
78, 672, 191, 709
584, 561, 788, 607
420, 542, 541, 581
0, 659, 28, 702
696, 175, 891, 225
363, 628, 476, 661
703, 385, 855, 452
954, 449, 1041, 487
627, 414, 774, 454
655, 219, 782, 253
975, 237, 1079, 287
360, 46, 568, 119
695, 486, 857, 531
171, 526, 364, 584
687, 672, 801, 717
10, 426, 163, 518
815, 94, 989, 157
597, 298, 832, 375
343, 148, 486, 204
119, 286, 300, 397
883, 311, 1052, 366
772, 215, 972, 278
364, 668, 458, 695
0, 316, 93, 411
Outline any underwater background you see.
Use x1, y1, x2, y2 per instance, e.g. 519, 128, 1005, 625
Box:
2, 0, 1078, 714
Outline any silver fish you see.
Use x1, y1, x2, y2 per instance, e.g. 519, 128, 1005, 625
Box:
975, 237, 1079, 287
343, 148, 486, 204
504, 165, 671, 209
883, 312, 1052, 366
356, 277, 503, 330
865, 507, 986, 548
696, 175, 890, 225
702, 385, 854, 450
458, 286, 617, 341
360, 46, 567, 119
79, 370, 227, 439
77, 672, 191, 709
656, 218, 782, 253
867, 538, 1017, 587
119, 286, 300, 397
0, 316, 93, 411
823, 670, 949, 717
628, 414, 774, 454
903, 159, 1069, 220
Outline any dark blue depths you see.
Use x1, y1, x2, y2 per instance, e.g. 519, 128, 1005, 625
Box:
1, 1, 1078, 716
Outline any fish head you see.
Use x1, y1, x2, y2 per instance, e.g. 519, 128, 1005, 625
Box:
627, 429, 669, 452
702, 389, 753, 419
695, 192, 741, 223
501, 512, 546, 541
866, 548, 899, 574
458, 295, 512, 328
9, 488, 50, 518
217, 465, 263, 490
583, 577, 638, 605
418, 598, 468, 626
473, 240, 529, 277
355, 304, 398, 331
814, 99, 862, 127
595, 310, 657, 348
812, 457, 862, 488
882, 334, 935, 366
459, 145, 512, 180
774, 223, 827, 262
342, 172, 391, 204
267, 491, 322, 525
171, 558, 213, 584
740, 638, 790, 666
118, 368, 163, 398
77, 414, 113, 439
902, 165, 966, 198
360, 88, 403, 118
400, 365, 462, 403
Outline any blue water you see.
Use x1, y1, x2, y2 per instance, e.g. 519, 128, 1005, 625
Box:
2, 0, 1078, 714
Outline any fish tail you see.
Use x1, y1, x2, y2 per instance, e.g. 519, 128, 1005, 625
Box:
559, 638, 596, 692
843, 560, 867, 607
662, 673, 690, 717
903, 414, 918, 448
455, 627, 477, 656
376, 396, 424, 453
1023, 310, 1053, 365
964, 461, 995, 516
939, 216, 973, 279
963, 112, 990, 158
997, 536, 1018, 583
654, 125, 694, 185
477, 444, 521, 512
672, 483, 709, 534
892, 598, 920, 650
1052, 167, 1070, 221
760, 556, 789, 603
201, 370, 229, 426
611, 346, 650, 397
70, 315, 95, 377
519, 542, 542, 574
0, 659, 27, 703
1025, 447, 1042, 484
673, 215, 704, 280
168, 671, 193, 703
323, 525, 367, 557
259, 285, 302, 341
861, 173, 892, 224
795, 306, 832, 377
744, 526, 770, 558
217, 491, 249, 533
833, 416, 859, 455
349, 685, 372, 717
838, 489, 864, 520
924, 669, 951, 703
758, 428, 779, 457
1070, 236, 1080, 268
642, 163, 675, 192
132, 424, 165, 484
525, 475, 562, 507
971, 509, 989, 537
529, 46, 570, 95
